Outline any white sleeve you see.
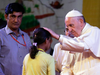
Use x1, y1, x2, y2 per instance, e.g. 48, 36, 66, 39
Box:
59, 35, 89, 52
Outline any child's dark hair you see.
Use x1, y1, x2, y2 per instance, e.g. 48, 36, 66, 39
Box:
30, 28, 51, 59
5, 2, 25, 15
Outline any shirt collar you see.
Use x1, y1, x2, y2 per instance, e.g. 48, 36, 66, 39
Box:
37, 48, 45, 52
81, 23, 92, 35
5, 25, 24, 36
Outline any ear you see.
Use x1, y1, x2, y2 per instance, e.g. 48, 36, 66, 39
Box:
79, 19, 84, 27
79, 18, 83, 23
4, 14, 8, 20
45, 39, 48, 44
50, 38, 52, 43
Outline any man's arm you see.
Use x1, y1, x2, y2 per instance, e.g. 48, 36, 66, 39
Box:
43, 27, 86, 52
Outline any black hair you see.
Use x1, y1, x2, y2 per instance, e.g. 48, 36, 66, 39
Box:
30, 28, 52, 59
5, 2, 25, 15
81, 16, 86, 23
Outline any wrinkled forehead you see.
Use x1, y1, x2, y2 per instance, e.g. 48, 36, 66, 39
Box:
65, 17, 72, 22
65, 17, 72, 24
65, 17, 77, 24
65, 17, 68, 22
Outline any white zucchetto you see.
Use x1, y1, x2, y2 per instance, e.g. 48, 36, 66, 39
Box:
65, 9, 83, 18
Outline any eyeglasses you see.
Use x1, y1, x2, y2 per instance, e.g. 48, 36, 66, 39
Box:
64, 28, 69, 32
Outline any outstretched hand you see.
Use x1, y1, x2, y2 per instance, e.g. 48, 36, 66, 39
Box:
43, 27, 59, 40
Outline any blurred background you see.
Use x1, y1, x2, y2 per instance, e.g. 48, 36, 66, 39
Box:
0, 0, 100, 49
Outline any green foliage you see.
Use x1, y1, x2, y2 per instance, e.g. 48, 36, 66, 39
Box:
20, 15, 40, 30
23, 5, 31, 13
23, 5, 27, 13
26, 7, 31, 13
34, 4, 39, 8
0, 12, 4, 20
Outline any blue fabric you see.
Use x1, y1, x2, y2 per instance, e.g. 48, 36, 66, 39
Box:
0, 25, 32, 75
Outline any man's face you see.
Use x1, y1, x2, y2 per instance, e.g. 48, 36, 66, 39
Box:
5, 11, 23, 30
65, 17, 82, 37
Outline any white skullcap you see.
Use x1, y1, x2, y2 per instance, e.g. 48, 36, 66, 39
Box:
65, 9, 83, 18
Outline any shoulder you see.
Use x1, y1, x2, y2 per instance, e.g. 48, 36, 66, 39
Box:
20, 30, 29, 36
0, 28, 5, 34
0, 28, 7, 40
20, 30, 30, 39
39, 51, 54, 59
86, 23, 100, 32
54, 43, 62, 51
55, 43, 60, 46
24, 53, 30, 58
54, 43, 61, 48
23, 53, 30, 61
35, 52, 55, 65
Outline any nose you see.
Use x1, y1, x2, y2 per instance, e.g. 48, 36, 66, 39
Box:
14, 17, 18, 22
67, 26, 72, 32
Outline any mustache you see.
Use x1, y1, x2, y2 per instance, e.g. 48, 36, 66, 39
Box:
69, 34, 74, 38
69, 31, 79, 37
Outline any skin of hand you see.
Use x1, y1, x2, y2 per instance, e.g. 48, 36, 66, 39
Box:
43, 27, 59, 40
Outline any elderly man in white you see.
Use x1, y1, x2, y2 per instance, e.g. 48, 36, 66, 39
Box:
44, 9, 100, 75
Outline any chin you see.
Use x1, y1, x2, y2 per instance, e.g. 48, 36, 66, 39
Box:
13, 27, 19, 30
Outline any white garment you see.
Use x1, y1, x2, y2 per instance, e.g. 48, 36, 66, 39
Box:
53, 43, 75, 75
59, 23, 100, 57
58, 23, 100, 74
